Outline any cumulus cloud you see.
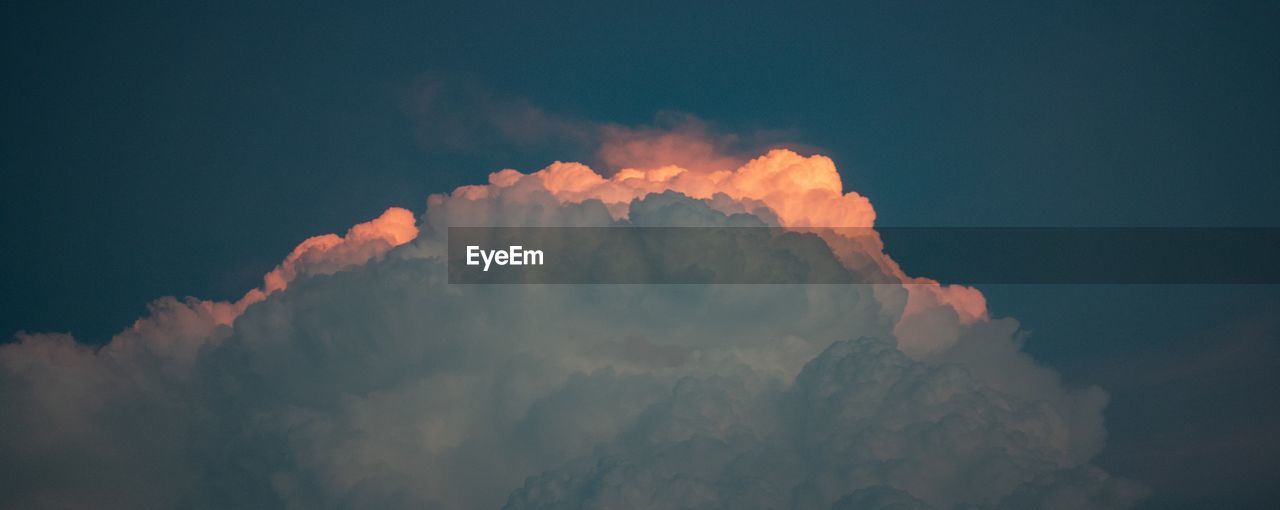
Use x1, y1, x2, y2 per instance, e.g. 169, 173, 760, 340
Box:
0, 141, 1140, 508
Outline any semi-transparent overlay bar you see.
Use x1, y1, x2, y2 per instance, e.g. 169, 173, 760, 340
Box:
447, 227, 1280, 284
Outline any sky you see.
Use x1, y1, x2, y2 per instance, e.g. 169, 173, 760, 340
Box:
2, 1, 1279, 508
4, 1, 1279, 338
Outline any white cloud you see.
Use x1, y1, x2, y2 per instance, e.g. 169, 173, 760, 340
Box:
0, 154, 1139, 509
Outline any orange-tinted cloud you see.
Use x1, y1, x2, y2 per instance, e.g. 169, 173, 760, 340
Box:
259, 207, 418, 295
445, 148, 987, 342
596, 114, 746, 174
233, 206, 419, 321
113, 206, 420, 351
471, 149, 876, 229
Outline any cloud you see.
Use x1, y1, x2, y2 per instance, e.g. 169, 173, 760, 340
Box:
448, 148, 874, 228
595, 113, 748, 174
405, 73, 807, 175
503, 337, 1143, 509
0, 143, 1139, 508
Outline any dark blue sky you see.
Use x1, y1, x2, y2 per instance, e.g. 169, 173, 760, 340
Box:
3, 1, 1279, 507
4, 1, 1279, 338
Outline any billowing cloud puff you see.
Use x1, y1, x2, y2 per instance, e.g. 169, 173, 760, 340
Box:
456, 149, 874, 229
0, 151, 1141, 509
504, 338, 1143, 510
442, 148, 981, 356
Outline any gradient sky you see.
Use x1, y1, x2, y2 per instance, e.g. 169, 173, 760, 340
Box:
3, 1, 1279, 508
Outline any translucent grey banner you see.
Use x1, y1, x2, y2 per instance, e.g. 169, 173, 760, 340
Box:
447, 227, 1280, 284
